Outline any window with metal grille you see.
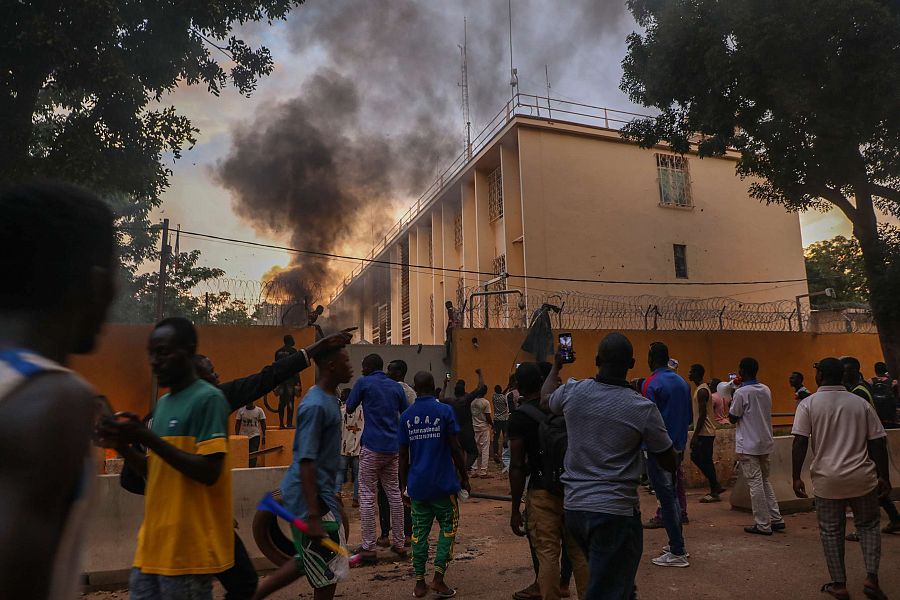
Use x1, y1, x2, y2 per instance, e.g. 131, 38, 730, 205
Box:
488, 166, 503, 222
456, 275, 465, 310
656, 154, 693, 208
492, 254, 508, 309
427, 233, 433, 267
454, 212, 463, 248
674, 244, 689, 279
400, 240, 411, 344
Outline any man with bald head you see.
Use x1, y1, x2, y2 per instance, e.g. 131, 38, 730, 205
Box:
542, 332, 677, 599
399, 372, 470, 598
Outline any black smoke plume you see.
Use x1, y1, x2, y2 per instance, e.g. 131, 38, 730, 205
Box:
216, 0, 631, 313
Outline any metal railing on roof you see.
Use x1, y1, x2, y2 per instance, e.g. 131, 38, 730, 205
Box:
328, 93, 652, 303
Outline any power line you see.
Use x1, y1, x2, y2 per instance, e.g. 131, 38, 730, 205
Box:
167, 227, 811, 287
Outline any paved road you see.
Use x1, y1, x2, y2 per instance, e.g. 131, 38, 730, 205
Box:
85, 463, 900, 599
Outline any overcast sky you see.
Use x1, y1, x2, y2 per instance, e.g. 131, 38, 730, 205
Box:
154, 0, 855, 289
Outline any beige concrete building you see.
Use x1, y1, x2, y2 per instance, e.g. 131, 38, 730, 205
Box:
327, 96, 808, 345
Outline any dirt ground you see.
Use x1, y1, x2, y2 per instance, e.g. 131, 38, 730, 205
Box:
85, 462, 900, 600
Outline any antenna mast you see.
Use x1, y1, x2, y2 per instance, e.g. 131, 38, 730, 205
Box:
508, 0, 518, 101
459, 18, 472, 160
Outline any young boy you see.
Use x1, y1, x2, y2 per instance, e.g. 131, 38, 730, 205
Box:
235, 400, 266, 467
271, 345, 354, 600
399, 372, 471, 598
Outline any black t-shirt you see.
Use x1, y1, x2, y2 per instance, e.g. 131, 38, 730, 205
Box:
508, 399, 547, 490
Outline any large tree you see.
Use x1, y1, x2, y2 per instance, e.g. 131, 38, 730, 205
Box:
1, 0, 303, 202
804, 235, 869, 307
620, 0, 900, 374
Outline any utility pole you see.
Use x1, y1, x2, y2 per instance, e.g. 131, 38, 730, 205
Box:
545, 64, 552, 121
459, 18, 472, 159
151, 218, 170, 411
155, 218, 171, 321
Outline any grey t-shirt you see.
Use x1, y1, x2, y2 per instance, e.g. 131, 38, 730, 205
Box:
550, 377, 673, 516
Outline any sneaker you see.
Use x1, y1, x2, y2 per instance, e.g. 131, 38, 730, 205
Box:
643, 517, 665, 529
651, 551, 690, 568
744, 525, 773, 536
663, 545, 690, 558
771, 521, 786, 532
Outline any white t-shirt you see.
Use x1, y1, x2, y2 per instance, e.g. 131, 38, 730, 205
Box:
399, 381, 417, 407
237, 406, 266, 438
791, 385, 887, 499
471, 397, 491, 431
730, 382, 774, 455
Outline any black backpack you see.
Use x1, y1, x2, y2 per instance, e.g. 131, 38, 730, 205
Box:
517, 403, 567, 496
872, 378, 897, 424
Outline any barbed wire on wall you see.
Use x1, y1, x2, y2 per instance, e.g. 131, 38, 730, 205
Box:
460, 286, 877, 334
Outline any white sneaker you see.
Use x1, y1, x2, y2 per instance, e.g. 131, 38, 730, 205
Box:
663, 545, 691, 558
651, 551, 690, 568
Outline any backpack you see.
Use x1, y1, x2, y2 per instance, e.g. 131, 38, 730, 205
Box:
872, 378, 897, 424
516, 403, 567, 496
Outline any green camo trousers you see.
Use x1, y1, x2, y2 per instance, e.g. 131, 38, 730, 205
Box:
411, 495, 460, 580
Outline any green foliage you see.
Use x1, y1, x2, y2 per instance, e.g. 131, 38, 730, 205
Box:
804, 236, 868, 306
1, 0, 304, 202
621, 0, 900, 215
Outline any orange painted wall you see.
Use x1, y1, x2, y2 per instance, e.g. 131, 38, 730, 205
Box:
70, 324, 317, 424
452, 329, 884, 425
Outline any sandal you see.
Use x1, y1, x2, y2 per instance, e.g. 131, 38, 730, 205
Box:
845, 532, 860, 542
513, 586, 541, 600
821, 583, 851, 600
863, 585, 888, 600
699, 494, 721, 503
432, 588, 458, 598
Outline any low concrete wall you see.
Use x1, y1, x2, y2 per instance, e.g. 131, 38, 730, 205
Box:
85, 466, 289, 586
730, 430, 900, 514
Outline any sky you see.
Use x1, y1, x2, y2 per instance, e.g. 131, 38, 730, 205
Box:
153, 0, 857, 294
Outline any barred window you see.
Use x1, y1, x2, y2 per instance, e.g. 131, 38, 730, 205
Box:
427, 233, 433, 267
492, 254, 508, 306
456, 274, 465, 309
429, 294, 434, 333
488, 166, 503, 222
454, 212, 463, 248
674, 244, 689, 279
656, 154, 693, 208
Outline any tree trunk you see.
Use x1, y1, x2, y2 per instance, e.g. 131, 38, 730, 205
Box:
852, 191, 900, 380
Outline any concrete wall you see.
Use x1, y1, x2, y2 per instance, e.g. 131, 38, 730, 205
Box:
730, 430, 900, 513
452, 328, 885, 426
85, 467, 289, 585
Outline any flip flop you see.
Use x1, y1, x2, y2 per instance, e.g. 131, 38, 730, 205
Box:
512, 588, 541, 600
433, 588, 458, 598
821, 583, 851, 600
863, 585, 888, 600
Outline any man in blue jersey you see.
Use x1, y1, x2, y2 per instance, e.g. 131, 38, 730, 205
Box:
399, 371, 470, 598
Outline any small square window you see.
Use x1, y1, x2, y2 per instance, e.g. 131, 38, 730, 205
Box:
674, 244, 688, 279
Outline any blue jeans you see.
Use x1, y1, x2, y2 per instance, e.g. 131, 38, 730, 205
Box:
565, 510, 642, 600
646, 453, 685, 555
337, 454, 360, 500
129, 568, 212, 600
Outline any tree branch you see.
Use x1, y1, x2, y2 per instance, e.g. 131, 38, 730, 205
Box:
796, 182, 857, 222
871, 184, 900, 206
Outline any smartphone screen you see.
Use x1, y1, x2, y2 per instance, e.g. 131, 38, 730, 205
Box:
558, 333, 575, 363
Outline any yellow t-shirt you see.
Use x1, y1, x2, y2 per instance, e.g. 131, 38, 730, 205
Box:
133, 379, 234, 575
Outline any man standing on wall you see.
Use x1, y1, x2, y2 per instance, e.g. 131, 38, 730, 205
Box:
346, 353, 410, 562
399, 371, 470, 599
441, 369, 487, 470
792, 358, 891, 600
730, 357, 785, 536
101, 318, 234, 599
0, 182, 117, 600
689, 364, 725, 503
275, 335, 299, 429
641, 342, 692, 567
235, 400, 266, 468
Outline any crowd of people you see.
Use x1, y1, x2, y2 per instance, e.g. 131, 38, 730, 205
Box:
0, 183, 898, 600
